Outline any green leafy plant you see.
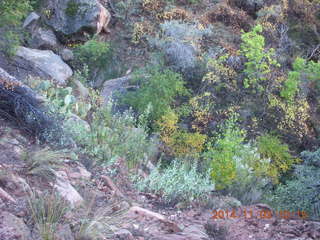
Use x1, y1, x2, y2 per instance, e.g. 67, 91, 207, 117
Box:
31, 79, 77, 115
0, 0, 32, 26
69, 102, 157, 168
257, 134, 299, 183
203, 114, 246, 190
240, 24, 279, 90
0, 0, 32, 56
136, 160, 213, 204
280, 71, 300, 102
65, 0, 79, 17
74, 39, 111, 76
123, 66, 189, 123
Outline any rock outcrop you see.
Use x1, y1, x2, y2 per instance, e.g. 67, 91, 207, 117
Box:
29, 28, 59, 50
15, 47, 73, 85
43, 0, 111, 40
0, 211, 31, 240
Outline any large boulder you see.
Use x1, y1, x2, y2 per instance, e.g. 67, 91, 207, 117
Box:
22, 12, 40, 29
0, 211, 31, 240
15, 47, 73, 85
101, 75, 132, 104
54, 171, 84, 208
29, 27, 59, 50
43, 0, 111, 40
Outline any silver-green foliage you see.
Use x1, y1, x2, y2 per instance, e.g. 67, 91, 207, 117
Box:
136, 160, 214, 203
69, 103, 157, 168
226, 143, 270, 204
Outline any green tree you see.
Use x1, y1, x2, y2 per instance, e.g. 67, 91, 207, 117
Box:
203, 114, 246, 190
123, 67, 188, 123
240, 24, 279, 90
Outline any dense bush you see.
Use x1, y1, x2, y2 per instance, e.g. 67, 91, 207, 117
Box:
270, 148, 320, 218
136, 160, 213, 204
0, 0, 32, 56
74, 39, 112, 76
157, 110, 207, 157
226, 143, 270, 204
69, 102, 157, 168
203, 114, 246, 190
257, 134, 299, 183
122, 66, 188, 123
0, 0, 32, 26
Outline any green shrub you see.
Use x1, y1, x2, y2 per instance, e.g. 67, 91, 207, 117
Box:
226, 143, 271, 204
240, 24, 279, 90
280, 71, 300, 102
0, 0, 32, 56
135, 160, 213, 204
269, 148, 320, 218
65, 0, 79, 17
203, 114, 246, 190
122, 66, 189, 123
0, 0, 32, 27
257, 134, 299, 183
69, 102, 157, 168
74, 39, 111, 75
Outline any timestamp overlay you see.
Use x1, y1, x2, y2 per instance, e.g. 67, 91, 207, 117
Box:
211, 208, 309, 220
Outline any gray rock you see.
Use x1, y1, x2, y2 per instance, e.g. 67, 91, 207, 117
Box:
30, 28, 59, 50
0, 67, 45, 103
54, 224, 74, 240
0, 211, 31, 240
151, 225, 210, 240
23, 12, 40, 29
101, 75, 132, 104
54, 170, 84, 208
114, 229, 134, 240
60, 49, 74, 61
43, 0, 111, 39
15, 47, 73, 85
64, 114, 90, 132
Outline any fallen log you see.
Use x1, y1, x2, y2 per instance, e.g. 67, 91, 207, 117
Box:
127, 206, 182, 233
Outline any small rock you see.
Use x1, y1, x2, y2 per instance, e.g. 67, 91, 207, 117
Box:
64, 114, 90, 132
55, 224, 74, 240
60, 49, 74, 61
114, 229, 134, 240
66, 164, 91, 181
23, 12, 40, 29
